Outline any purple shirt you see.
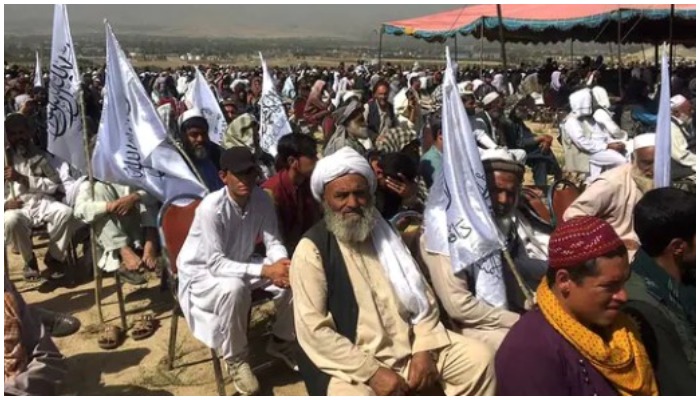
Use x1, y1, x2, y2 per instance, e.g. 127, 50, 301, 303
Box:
495, 309, 619, 396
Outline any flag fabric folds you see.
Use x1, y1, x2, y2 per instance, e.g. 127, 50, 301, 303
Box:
184, 68, 227, 145
258, 52, 292, 158
654, 45, 671, 189
34, 50, 42, 88
92, 22, 206, 204
47, 4, 86, 173
423, 47, 507, 307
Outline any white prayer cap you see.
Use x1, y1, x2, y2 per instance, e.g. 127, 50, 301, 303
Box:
178, 107, 205, 129
342, 91, 360, 104
633, 133, 655, 150
471, 79, 484, 90
670, 94, 688, 110
482, 91, 500, 107
569, 88, 593, 117
591, 86, 610, 109
481, 148, 525, 178
481, 148, 518, 163
310, 147, 377, 202
14, 94, 32, 110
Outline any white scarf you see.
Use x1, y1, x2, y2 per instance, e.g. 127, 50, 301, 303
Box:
370, 210, 431, 324
311, 147, 431, 323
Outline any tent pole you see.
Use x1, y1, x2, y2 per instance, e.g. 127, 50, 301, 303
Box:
669, 4, 674, 68
617, 8, 623, 97
654, 43, 659, 69
480, 18, 485, 77
496, 4, 507, 70
378, 27, 384, 70
640, 44, 646, 64
570, 38, 574, 67
454, 35, 458, 64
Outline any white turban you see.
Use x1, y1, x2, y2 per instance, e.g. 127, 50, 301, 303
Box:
670, 94, 688, 110
591, 86, 611, 109
482, 91, 500, 106
310, 148, 430, 324
178, 107, 204, 129
14, 94, 31, 111
569, 88, 593, 117
633, 133, 655, 150
310, 147, 376, 202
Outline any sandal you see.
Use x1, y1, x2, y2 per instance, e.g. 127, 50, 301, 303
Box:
132, 314, 158, 341
97, 324, 122, 350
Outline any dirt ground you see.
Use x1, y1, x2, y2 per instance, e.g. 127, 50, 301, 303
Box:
6, 237, 308, 396
6, 120, 561, 396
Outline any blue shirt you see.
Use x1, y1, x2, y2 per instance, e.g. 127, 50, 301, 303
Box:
419, 146, 443, 189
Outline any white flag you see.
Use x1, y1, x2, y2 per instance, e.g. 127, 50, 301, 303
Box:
258, 52, 292, 158
423, 47, 507, 307
654, 45, 671, 189
92, 22, 206, 204
184, 68, 227, 145
47, 4, 86, 173
34, 51, 42, 88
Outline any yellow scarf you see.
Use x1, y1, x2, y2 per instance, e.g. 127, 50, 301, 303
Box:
536, 280, 658, 396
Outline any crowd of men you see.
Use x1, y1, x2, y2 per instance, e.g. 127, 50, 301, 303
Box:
4, 54, 696, 395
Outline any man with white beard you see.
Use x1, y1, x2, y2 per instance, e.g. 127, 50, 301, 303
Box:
323, 98, 372, 157
669, 95, 696, 177
4, 113, 77, 281
418, 149, 550, 350
564, 133, 657, 261
292, 147, 496, 396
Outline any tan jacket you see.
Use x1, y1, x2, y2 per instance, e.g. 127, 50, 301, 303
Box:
291, 236, 450, 384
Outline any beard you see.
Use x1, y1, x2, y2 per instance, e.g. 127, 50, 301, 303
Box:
495, 213, 515, 237
184, 142, 209, 160
322, 199, 376, 243
14, 142, 29, 157
631, 165, 654, 194
346, 120, 369, 139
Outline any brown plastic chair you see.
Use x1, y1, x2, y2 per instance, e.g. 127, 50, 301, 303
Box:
520, 187, 553, 229
157, 195, 229, 395
547, 179, 582, 227
158, 194, 275, 395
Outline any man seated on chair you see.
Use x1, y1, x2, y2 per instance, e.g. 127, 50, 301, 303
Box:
291, 147, 496, 396
495, 216, 658, 396
73, 138, 161, 286
564, 133, 656, 261
562, 88, 628, 183
4, 113, 77, 281
262, 133, 320, 254
177, 146, 296, 396
623, 188, 695, 395
418, 149, 550, 351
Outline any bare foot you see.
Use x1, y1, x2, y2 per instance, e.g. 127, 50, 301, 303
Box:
142, 241, 159, 271
119, 247, 143, 271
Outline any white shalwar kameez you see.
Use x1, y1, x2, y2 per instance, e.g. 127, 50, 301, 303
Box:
177, 186, 294, 361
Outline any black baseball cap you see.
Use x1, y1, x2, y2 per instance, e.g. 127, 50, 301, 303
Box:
220, 147, 258, 175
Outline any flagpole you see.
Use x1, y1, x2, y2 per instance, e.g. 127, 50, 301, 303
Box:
5, 131, 16, 281
501, 248, 535, 307
79, 89, 105, 326
4, 132, 17, 200
168, 138, 208, 190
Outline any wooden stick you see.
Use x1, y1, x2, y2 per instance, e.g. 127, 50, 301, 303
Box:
4, 130, 17, 200
79, 89, 105, 325
501, 247, 535, 307
168, 137, 209, 192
